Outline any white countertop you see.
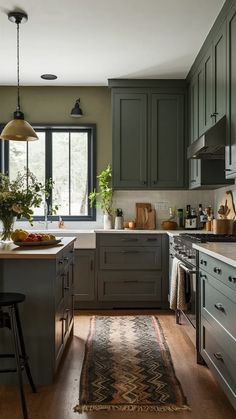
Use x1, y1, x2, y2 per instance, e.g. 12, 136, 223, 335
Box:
25, 228, 204, 249
193, 242, 236, 268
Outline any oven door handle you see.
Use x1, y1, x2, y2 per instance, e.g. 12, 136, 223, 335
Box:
179, 263, 197, 275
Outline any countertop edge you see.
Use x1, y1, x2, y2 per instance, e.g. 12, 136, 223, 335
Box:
193, 243, 236, 268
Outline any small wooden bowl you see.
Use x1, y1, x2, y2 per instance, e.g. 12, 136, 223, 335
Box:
161, 220, 178, 230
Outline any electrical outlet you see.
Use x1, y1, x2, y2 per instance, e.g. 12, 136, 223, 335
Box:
154, 201, 169, 211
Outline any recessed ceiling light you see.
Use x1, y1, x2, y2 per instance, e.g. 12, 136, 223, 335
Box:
40, 74, 57, 80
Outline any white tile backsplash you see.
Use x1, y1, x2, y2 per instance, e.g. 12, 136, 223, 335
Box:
15, 186, 234, 231
113, 190, 215, 228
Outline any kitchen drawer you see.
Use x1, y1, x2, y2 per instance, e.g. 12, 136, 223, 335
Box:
201, 316, 236, 409
200, 272, 236, 338
99, 246, 161, 270
199, 252, 236, 292
97, 233, 161, 247
98, 271, 162, 301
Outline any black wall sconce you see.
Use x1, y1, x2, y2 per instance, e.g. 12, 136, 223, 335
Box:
70, 98, 83, 117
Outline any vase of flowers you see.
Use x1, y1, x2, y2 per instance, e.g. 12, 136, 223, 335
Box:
0, 170, 51, 242
88, 164, 114, 229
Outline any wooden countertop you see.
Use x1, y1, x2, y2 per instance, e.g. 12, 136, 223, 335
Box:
0, 237, 76, 259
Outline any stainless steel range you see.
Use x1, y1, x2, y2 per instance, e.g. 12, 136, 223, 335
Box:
171, 233, 236, 363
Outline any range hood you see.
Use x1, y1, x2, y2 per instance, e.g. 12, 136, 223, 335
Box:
187, 116, 226, 160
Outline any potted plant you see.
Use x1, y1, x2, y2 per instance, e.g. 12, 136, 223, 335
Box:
0, 170, 54, 242
89, 164, 113, 229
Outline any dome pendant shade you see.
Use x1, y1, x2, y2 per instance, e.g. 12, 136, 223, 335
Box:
0, 10, 38, 142
70, 98, 83, 117
0, 119, 38, 141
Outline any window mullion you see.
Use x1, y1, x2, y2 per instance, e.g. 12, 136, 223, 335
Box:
69, 131, 71, 215
45, 129, 52, 215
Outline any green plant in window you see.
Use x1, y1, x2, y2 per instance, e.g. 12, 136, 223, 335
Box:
89, 164, 113, 215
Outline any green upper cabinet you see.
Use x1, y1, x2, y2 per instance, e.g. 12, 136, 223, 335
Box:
213, 22, 227, 123
150, 94, 184, 188
112, 93, 148, 188
225, 4, 236, 177
111, 84, 186, 190
189, 20, 227, 141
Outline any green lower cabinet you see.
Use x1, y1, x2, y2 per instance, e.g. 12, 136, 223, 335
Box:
199, 252, 236, 409
74, 249, 95, 307
96, 233, 169, 308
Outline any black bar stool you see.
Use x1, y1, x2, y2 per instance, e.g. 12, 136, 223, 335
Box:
0, 292, 36, 419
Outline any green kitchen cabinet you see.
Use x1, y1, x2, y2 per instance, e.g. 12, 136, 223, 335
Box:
111, 84, 186, 190
112, 92, 148, 188
188, 20, 230, 189
150, 94, 184, 188
213, 22, 227, 123
225, 4, 236, 178
73, 249, 95, 307
199, 251, 236, 409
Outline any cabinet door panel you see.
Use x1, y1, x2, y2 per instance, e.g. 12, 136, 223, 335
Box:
74, 250, 95, 301
226, 8, 236, 176
213, 22, 227, 122
112, 93, 148, 188
99, 246, 161, 270
98, 271, 162, 301
150, 94, 184, 188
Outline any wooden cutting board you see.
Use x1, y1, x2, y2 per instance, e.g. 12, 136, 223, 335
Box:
220, 191, 236, 220
136, 203, 156, 229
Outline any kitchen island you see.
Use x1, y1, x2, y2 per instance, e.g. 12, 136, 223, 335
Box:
193, 242, 236, 410
0, 237, 75, 385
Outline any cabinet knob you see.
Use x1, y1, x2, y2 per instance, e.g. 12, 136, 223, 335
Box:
228, 276, 236, 284
59, 259, 64, 264
64, 257, 69, 261
143, 180, 147, 185
213, 267, 221, 274
214, 303, 224, 312
213, 352, 224, 361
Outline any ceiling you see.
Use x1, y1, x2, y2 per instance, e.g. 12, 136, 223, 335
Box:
0, 0, 225, 86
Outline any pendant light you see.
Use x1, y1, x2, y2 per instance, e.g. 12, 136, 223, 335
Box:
0, 11, 38, 141
70, 98, 83, 117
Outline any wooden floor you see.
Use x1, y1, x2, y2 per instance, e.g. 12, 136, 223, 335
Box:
0, 310, 235, 419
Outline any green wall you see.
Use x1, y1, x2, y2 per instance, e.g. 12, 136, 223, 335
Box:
0, 86, 112, 173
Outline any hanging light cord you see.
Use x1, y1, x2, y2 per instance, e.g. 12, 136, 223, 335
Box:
16, 20, 20, 111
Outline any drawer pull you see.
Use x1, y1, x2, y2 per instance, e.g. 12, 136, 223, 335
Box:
213, 352, 224, 361
200, 259, 207, 266
124, 280, 138, 283
122, 250, 139, 254
121, 238, 138, 242
146, 238, 158, 242
228, 276, 236, 284
214, 303, 225, 312
63, 257, 69, 262
213, 267, 221, 274
58, 259, 64, 264
200, 273, 207, 279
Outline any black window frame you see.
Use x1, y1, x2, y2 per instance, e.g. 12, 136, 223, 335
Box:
0, 123, 96, 222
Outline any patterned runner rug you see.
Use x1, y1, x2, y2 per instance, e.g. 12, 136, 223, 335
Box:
74, 315, 190, 413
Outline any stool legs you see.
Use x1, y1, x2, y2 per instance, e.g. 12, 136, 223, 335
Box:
9, 305, 28, 419
15, 304, 36, 393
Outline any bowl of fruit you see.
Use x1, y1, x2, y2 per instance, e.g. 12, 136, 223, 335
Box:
11, 229, 61, 246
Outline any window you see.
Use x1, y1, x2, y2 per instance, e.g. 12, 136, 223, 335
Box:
2, 125, 96, 221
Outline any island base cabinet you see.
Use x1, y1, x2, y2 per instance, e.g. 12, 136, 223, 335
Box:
200, 317, 236, 410
0, 244, 74, 385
